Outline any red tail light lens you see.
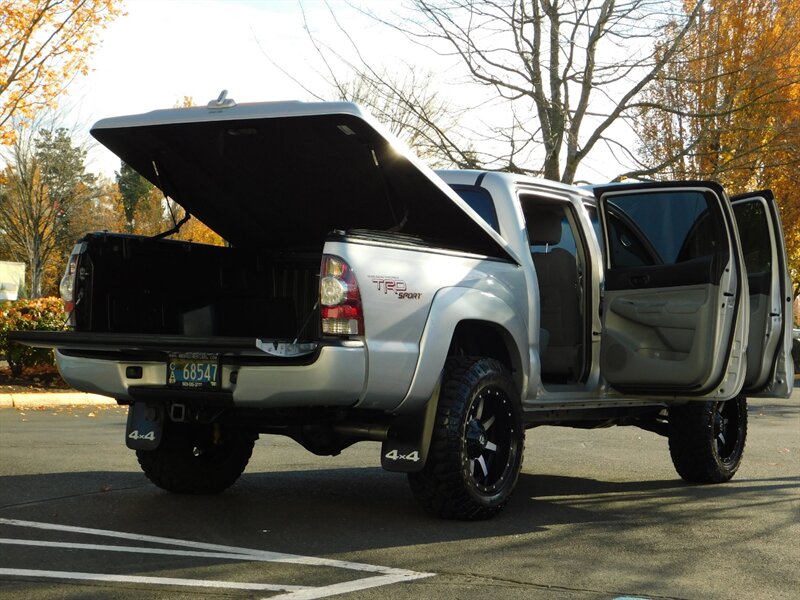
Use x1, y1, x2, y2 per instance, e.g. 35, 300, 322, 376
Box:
320, 255, 363, 336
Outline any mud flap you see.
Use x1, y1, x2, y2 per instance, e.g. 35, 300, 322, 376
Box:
125, 402, 164, 450
381, 382, 440, 473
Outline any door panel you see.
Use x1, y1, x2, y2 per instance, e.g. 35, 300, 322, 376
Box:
731, 191, 794, 397
604, 255, 714, 290
596, 182, 747, 398
602, 284, 720, 387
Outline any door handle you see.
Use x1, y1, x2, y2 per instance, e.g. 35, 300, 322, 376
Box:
629, 274, 651, 287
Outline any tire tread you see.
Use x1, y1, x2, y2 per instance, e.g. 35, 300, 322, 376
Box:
408, 356, 524, 520
137, 429, 254, 494
668, 396, 747, 484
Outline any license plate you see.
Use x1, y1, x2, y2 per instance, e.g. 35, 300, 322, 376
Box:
167, 353, 220, 389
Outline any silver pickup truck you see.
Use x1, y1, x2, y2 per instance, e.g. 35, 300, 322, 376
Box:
13, 98, 794, 520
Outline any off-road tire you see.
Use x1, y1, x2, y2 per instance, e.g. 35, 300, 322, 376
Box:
668, 395, 747, 483
136, 423, 255, 494
408, 357, 524, 520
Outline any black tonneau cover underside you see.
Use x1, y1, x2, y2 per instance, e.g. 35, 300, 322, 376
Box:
91, 107, 512, 259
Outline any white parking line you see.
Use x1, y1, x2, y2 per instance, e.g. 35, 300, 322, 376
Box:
0, 537, 305, 562
269, 573, 432, 600
0, 518, 434, 598
0, 569, 307, 592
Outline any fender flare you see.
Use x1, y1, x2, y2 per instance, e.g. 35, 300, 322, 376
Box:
391, 286, 529, 414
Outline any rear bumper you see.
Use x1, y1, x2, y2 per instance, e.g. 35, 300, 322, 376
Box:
55, 342, 367, 407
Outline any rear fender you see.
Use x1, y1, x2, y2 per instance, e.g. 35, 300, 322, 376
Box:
392, 286, 528, 414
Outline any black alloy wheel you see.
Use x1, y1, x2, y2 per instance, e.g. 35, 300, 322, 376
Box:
408, 356, 524, 520
463, 385, 518, 496
668, 395, 747, 483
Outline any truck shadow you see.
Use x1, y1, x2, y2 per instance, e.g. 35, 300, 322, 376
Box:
1, 468, 797, 556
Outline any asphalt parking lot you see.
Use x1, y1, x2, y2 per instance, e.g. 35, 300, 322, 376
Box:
0, 391, 797, 600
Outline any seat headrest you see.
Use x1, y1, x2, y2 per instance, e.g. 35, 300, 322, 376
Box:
527, 209, 563, 245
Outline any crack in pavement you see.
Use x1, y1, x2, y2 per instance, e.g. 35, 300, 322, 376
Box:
428, 570, 691, 600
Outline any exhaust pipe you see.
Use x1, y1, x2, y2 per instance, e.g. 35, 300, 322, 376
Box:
332, 423, 390, 441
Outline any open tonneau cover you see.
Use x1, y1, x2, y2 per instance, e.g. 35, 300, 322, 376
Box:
91, 99, 515, 261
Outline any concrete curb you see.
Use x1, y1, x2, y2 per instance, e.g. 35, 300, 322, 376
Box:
0, 392, 117, 408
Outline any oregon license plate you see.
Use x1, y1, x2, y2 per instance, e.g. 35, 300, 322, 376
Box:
167, 353, 220, 389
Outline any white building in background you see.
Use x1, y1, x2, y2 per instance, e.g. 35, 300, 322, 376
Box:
0, 261, 25, 301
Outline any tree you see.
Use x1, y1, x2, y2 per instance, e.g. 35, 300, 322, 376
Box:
323, 0, 704, 183
633, 0, 800, 305
632, 0, 800, 183
0, 0, 122, 144
0, 126, 97, 297
69, 177, 124, 237
35, 128, 96, 242
0, 133, 58, 297
332, 69, 477, 169
261, 10, 471, 168
116, 162, 153, 232
172, 211, 225, 246
127, 185, 171, 237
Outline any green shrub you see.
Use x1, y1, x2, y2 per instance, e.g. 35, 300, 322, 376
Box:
0, 297, 65, 376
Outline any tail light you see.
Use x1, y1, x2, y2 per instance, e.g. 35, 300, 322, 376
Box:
59, 244, 85, 325
320, 255, 364, 336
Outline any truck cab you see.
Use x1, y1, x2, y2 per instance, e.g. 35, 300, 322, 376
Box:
441, 170, 793, 405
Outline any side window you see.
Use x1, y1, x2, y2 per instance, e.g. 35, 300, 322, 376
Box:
733, 199, 773, 295
733, 200, 771, 275
450, 185, 500, 232
604, 191, 727, 268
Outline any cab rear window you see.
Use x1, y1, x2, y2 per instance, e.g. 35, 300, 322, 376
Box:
450, 185, 500, 232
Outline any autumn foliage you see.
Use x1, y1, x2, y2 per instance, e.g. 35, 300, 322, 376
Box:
0, 0, 122, 144
0, 296, 63, 375
635, 0, 800, 303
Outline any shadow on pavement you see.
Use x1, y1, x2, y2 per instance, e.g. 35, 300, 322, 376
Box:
1, 467, 797, 556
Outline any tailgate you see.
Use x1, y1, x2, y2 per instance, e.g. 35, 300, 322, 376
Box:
8, 331, 318, 358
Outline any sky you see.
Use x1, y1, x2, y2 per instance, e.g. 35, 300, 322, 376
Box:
60, 0, 634, 183
63, 0, 421, 177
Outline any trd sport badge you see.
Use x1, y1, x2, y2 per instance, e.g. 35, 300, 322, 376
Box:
369, 276, 422, 300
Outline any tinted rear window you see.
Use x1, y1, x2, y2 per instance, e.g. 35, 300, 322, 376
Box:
451, 185, 500, 232
604, 190, 726, 267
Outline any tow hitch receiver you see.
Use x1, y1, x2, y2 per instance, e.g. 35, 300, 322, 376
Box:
125, 402, 164, 450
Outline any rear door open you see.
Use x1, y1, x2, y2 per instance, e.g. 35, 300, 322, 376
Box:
731, 191, 794, 397
595, 182, 748, 400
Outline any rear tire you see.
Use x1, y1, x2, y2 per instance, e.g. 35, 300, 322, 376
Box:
668, 395, 747, 483
136, 422, 255, 494
408, 357, 524, 520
